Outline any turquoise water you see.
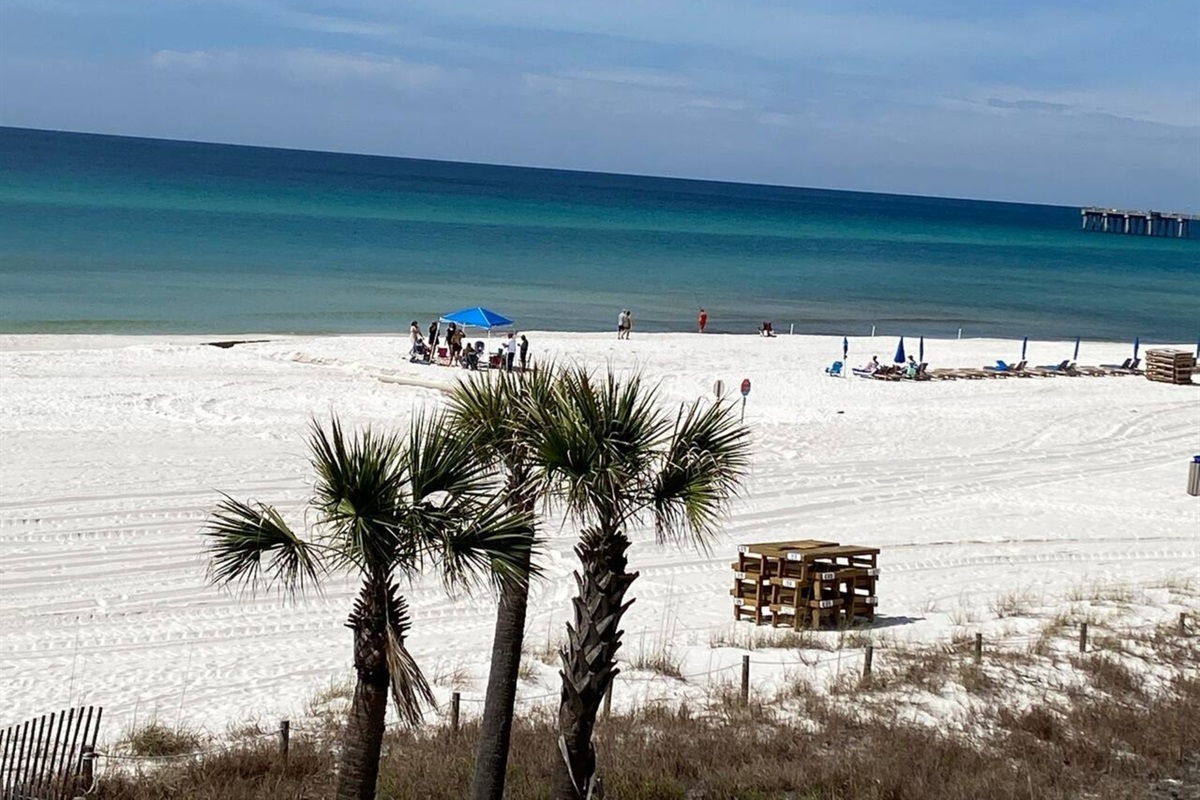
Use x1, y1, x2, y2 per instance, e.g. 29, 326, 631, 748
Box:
1, 126, 1196, 340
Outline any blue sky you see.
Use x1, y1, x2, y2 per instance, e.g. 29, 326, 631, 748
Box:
2, 0, 1197, 208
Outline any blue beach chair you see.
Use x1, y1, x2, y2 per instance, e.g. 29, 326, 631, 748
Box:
825, 360, 844, 377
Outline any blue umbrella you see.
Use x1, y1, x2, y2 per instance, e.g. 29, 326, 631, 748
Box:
894, 336, 906, 364
842, 336, 849, 361
1021, 336, 1028, 361
918, 336, 924, 363
440, 306, 514, 330
1072, 336, 1080, 362
1133, 336, 1140, 360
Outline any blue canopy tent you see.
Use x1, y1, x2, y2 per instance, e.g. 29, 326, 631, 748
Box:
440, 306, 514, 333
894, 336, 906, 364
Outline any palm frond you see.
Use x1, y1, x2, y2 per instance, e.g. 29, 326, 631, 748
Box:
652, 398, 752, 548
204, 494, 322, 596
531, 366, 666, 528
384, 597, 435, 729
436, 495, 541, 593
406, 409, 497, 504
308, 416, 410, 575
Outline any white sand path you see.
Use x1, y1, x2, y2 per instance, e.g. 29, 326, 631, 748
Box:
1, 333, 1197, 736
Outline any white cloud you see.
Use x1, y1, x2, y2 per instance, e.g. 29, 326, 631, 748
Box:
150, 50, 216, 71
275, 49, 444, 90
148, 47, 444, 92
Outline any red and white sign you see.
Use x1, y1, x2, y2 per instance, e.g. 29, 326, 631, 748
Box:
740, 378, 751, 397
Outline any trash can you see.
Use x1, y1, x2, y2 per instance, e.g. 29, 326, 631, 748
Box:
1189, 456, 1200, 497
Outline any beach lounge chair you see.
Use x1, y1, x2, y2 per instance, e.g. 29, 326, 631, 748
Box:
825, 361, 844, 377
982, 360, 1029, 376
1027, 360, 1076, 377
1101, 357, 1141, 376
903, 362, 931, 381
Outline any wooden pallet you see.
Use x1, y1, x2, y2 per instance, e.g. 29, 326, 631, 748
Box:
733, 541, 880, 629
1144, 348, 1195, 385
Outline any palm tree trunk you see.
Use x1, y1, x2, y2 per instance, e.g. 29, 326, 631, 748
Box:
336, 580, 392, 800
468, 542, 532, 800
550, 528, 637, 800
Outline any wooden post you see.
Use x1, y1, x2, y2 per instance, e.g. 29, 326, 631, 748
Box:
740, 655, 750, 706
1079, 622, 1088, 653
974, 633, 982, 665
603, 682, 613, 719
863, 645, 873, 679
450, 692, 461, 736
1181, 613, 1188, 636
278, 720, 289, 763
81, 745, 94, 787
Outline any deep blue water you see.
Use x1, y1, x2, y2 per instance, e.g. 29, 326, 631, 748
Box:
0, 126, 1196, 340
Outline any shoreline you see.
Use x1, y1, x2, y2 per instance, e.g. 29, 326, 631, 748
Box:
0, 330, 1190, 354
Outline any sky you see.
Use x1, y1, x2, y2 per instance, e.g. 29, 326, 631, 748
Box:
1, 0, 1198, 208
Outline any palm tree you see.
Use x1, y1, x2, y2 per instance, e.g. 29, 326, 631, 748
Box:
448, 367, 556, 800
203, 414, 534, 800
528, 367, 752, 799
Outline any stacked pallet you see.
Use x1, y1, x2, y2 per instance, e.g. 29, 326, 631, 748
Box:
731, 540, 880, 629
1144, 349, 1195, 385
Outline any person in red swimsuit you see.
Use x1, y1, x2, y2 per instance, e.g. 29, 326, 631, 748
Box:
698, 308, 708, 333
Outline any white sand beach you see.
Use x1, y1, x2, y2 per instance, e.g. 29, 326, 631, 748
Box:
1, 332, 1197, 735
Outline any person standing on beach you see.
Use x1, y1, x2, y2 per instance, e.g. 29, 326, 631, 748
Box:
428, 319, 440, 351
519, 334, 529, 371
409, 320, 421, 355
617, 309, 627, 339
698, 308, 708, 333
505, 331, 517, 372
623, 310, 634, 339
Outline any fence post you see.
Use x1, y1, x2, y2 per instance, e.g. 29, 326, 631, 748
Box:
1181, 613, 1188, 636
81, 745, 95, 786
603, 682, 613, 719
974, 633, 982, 665
278, 720, 289, 763
740, 655, 750, 707
450, 692, 461, 736
863, 645, 874, 679
1079, 622, 1088, 653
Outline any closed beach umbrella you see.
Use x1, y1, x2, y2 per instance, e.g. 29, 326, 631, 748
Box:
1133, 336, 1140, 360
1021, 336, 1028, 361
842, 336, 849, 361
919, 336, 924, 363
1073, 336, 1080, 362
894, 336, 906, 364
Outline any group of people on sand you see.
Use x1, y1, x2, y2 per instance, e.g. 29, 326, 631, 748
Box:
409, 320, 529, 372
861, 354, 921, 379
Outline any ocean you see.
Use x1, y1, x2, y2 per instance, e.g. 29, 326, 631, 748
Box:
0, 126, 1196, 340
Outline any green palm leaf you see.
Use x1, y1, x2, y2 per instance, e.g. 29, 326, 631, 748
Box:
652, 398, 751, 547
204, 494, 322, 596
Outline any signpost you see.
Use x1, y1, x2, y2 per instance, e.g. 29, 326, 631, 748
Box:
713, 379, 725, 397
740, 378, 751, 422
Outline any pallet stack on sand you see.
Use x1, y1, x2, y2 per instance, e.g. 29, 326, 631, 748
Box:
731, 540, 880, 629
1144, 349, 1195, 385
